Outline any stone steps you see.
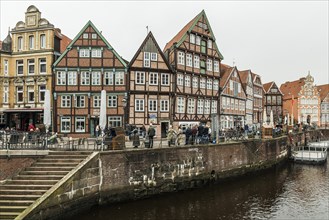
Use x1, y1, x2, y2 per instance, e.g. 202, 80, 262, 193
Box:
0, 151, 91, 220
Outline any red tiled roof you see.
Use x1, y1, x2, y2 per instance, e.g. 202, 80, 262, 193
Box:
163, 12, 200, 52
60, 34, 71, 53
220, 66, 233, 88
263, 82, 273, 93
280, 78, 305, 99
317, 84, 329, 101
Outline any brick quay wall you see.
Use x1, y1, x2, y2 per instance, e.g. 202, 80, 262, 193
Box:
17, 129, 328, 220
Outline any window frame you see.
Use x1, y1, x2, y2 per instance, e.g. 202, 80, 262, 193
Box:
149, 72, 158, 85
148, 99, 157, 112
161, 73, 169, 86
75, 116, 86, 132
60, 117, 71, 133
135, 99, 145, 112
136, 71, 145, 84
108, 95, 117, 107
144, 52, 150, 67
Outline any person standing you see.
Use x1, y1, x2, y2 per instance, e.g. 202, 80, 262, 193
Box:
95, 124, 100, 137
147, 123, 156, 148
191, 125, 198, 145
167, 125, 176, 147
132, 129, 140, 148
185, 125, 192, 145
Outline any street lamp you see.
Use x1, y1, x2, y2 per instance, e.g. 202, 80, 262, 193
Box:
122, 95, 128, 135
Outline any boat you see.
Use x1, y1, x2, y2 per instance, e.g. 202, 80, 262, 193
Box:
292, 141, 328, 165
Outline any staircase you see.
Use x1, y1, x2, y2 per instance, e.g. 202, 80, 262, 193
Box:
0, 151, 91, 220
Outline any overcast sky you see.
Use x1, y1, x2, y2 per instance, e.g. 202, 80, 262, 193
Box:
1, 0, 328, 86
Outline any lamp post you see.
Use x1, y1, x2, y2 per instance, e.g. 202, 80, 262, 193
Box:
122, 95, 128, 135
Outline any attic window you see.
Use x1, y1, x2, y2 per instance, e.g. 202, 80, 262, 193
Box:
83, 33, 88, 39
198, 22, 208, 30
196, 36, 201, 45
190, 34, 195, 44
92, 33, 97, 39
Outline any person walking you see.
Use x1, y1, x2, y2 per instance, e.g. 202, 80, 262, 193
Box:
185, 125, 192, 145
147, 123, 156, 148
132, 129, 140, 148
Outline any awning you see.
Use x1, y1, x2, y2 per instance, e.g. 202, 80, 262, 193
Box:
3, 108, 44, 113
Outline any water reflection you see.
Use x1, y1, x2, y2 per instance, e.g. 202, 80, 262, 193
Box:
74, 159, 328, 220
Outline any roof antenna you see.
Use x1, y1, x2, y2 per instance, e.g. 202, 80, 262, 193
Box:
146, 26, 149, 35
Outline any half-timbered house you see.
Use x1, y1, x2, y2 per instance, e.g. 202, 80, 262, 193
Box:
239, 70, 254, 128
53, 21, 127, 137
163, 10, 223, 129
263, 81, 283, 125
128, 32, 174, 138
219, 65, 246, 129
251, 72, 263, 128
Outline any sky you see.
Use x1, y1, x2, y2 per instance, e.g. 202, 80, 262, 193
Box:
1, 0, 328, 86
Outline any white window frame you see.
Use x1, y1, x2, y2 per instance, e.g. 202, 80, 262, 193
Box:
151, 53, 157, 61
108, 116, 122, 127
28, 59, 35, 75
200, 78, 206, 88
178, 51, 185, 65
29, 35, 34, 49
177, 97, 185, 113
197, 99, 204, 114
196, 36, 201, 45
18, 36, 23, 51
91, 49, 102, 58
57, 71, 66, 85
81, 71, 90, 85
4, 60, 8, 76
28, 86, 34, 103
161, 73, 169, 86
204, 100, 210, 114
92, 71, 101, 85
136, 71, 145, 84
148, 100, 157, 112
104, 71, 114, 85
135, 99, 145, 112
61, 117, 71, 133
185, 75, 191, 87
16, 60, 23, 75
160, 100, 169, 112
61, 95, 71, 107
207, 39, 212, 48
108, 95, 117, 107
75, 95, 85, 108
214, 60, 219, 72
207, 79, 213, 89
193, 77, 198, 88
213, 80, 219, 91
3, 86, 9, 103
93, 95, 101, 108
211, 100, 217, 114
39, 85, 46, 102
149, 72, 158, 85
186, 53, 192, 67
17, 86, 23, 103
194, 55, 200, 68
190, 34, 195, 44
115, 72, 124, 85
144, 52, 150, 67
39, 58, 46, 74
92, 33, 97, 39
177, 74, 184, 86
79, 49, 90, 57
207, 59, 213, 71
75, 117, 85, 132
188, 98, 195, 114
40, 34, 46, 49
68, 71, 77, 85
83, 33, 88, 39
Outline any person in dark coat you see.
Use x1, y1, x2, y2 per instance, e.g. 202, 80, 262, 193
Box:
147, 123, 156, 148
132, 129, 140, 148
191, 125, 198, 145
185, 125, 192, 145
197, 123, 204, 144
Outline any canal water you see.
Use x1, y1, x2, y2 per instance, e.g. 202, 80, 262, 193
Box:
74, 158, 329, 220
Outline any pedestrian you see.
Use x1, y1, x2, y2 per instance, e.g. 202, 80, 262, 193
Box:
177, 125, 185, 146
185, 125, 192, 145
197, 123, 204, 144
167, 125, 176, 147
147, 123, 156, 148
95, 124, 100, 137
28, 122, 35, 132
132, 129, 140, 148
191, 125, 198, 145
141, 125, 146, 138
